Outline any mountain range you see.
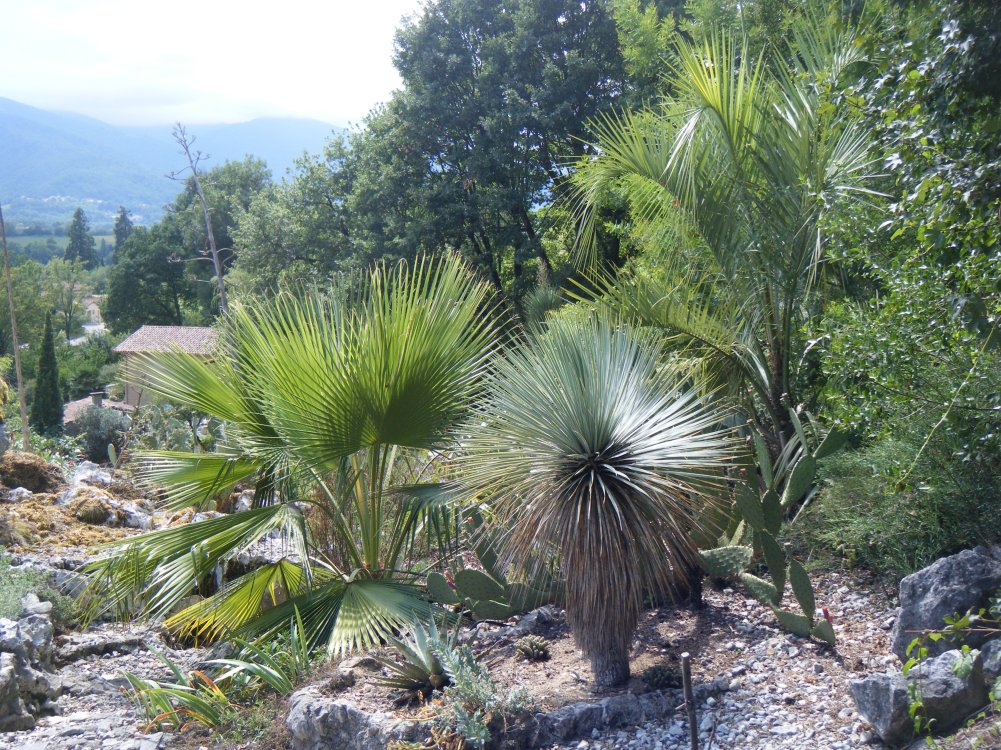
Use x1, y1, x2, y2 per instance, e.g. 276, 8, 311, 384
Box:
0, 97, 340, 228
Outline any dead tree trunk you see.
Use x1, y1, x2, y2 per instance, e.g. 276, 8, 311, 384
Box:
171, 124, 228, 315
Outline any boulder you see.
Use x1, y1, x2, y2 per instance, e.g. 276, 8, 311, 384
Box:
0, 452, 62, 493
0, 609, 61, 731
5, 487, 33, 503
68, 461, 113, 487
63, 486, 152, 530
71, 493, 116, 525
982, 639, 1001, 684
850, 649, 990, 747
55, 630, 146, 664
287, 687, 430, 750
891, 546, 1001, 661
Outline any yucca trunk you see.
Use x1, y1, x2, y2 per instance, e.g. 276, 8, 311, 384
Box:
590, 646, 631, 688
563, 538, 642, 688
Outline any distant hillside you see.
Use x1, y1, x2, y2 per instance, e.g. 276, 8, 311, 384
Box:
0, 98, 339, 228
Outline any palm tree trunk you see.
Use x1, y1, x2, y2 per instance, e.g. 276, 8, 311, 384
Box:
590, 646, 630, 687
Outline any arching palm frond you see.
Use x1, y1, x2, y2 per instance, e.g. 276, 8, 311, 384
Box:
567, 19, 879, 445
90, 255, 496, 653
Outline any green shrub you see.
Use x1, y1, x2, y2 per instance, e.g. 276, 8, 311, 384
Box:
65, 405, 130, 463
0, 551, 78, 631
798, 435, 1001, 579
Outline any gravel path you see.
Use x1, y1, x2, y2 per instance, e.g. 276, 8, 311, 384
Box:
0, 623, 205, 750
553, 569, 900, 750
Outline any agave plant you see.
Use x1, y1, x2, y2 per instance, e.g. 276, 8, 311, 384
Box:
373, 617, 457, 705
459, 316, 731, 686
83, 254, 496, 656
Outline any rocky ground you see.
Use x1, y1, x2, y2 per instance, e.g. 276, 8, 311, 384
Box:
0, 621, 205, 750
1, 449, 992, 750
549, 569, 900, 749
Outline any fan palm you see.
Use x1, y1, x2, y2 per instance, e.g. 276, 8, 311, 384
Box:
459, 316, 732, 686
84, 254, 496, 655
568, 20, 878, 450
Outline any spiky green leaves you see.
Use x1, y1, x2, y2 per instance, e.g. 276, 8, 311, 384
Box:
459, 316, 731, 685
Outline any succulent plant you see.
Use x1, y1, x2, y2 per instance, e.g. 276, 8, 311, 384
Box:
643, 663, 682, 690
374, 620, 455, 705
514, 635, 550, 662
696, 416, 843, 645
426, 510, 561, 621
698, 545, 753, 579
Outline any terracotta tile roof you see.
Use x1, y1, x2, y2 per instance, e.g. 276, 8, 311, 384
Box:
63, 397, 132, 423
113, 326, 218, 356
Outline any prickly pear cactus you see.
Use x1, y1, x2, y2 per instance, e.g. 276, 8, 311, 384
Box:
426, 509, 562, 621
698, 545, 753, 578
426, 572, 460, 606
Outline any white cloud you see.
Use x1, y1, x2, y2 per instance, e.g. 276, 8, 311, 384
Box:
1, 0, 422, 125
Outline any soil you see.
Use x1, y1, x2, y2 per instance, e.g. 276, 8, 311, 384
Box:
313, 567, 897, 725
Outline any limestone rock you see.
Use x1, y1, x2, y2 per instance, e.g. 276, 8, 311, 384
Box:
0, 452, 62, 493
56, 631, 146, 664
62, 486, 152, 530
286, 687, 429, 750
982, 638, 1001, 683
68, 462, 113, 488
851, 649, 990, 747
0, 610, 61, 731
5, 487, 33, 503
891, 547, 1001, 661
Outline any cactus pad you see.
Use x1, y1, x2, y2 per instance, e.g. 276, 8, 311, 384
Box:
773, 607, 812, 637
698, 545, 753, 578
426, 572, 461, 606
758, 530, 786, 598
811, 618, 836, 645
788, 559, 816, 620
740, 572, 779, 605
470, 599, 512, 621
733, 484, 766, 532
454, 568, 506, 602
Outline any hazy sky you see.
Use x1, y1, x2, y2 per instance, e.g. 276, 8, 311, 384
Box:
1, 0, 425, 126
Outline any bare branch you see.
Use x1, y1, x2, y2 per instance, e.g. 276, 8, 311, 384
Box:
172, 123, 228, 314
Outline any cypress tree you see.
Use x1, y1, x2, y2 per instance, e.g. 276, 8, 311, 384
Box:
29, 313, 62, 436
64, 208, 98, 270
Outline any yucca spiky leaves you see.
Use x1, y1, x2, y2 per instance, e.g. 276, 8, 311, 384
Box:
460, 317, 731, 686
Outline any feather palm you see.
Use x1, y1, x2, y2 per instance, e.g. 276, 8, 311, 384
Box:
568, 20, 878, 450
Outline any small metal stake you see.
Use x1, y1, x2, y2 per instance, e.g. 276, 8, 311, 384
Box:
681, 651, 698, 750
